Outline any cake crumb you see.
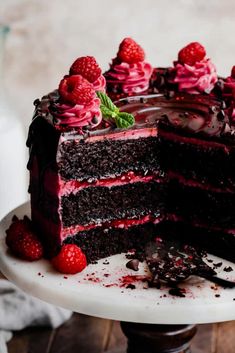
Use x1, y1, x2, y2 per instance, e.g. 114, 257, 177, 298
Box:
126, 259, 139, 271
102, 260, 110, 265
168, 287, 186, 297
126, 284, 136, 290
213, 262, 223, 269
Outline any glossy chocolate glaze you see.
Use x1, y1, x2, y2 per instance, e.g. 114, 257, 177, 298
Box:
116, 93, 229, 140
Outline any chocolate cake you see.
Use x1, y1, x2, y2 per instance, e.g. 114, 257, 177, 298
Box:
27, 39, 235, 265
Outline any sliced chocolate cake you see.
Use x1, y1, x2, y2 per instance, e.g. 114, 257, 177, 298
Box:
27, 39, 235, 265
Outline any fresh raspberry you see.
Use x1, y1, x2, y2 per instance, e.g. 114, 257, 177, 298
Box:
6, 216, 30, 248
6, 217, 43, 261
51, 244, 87, 274
231, 66, 235, 79
69, 56, 102, 83
178, 42, 206, 66
59, 75, 95, 105
117, 37, 145, 64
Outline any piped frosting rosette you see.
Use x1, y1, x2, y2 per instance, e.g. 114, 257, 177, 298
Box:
53, 97, 102, 130
50, 56, 106, 132
106, 60, 153, 94
171, 42, 218, 94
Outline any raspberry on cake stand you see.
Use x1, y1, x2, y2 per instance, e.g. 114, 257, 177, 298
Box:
0, 202, 235, 353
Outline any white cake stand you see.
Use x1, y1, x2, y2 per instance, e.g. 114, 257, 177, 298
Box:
0, 202, 235, 353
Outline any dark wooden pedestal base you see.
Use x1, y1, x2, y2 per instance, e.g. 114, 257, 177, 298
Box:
121, 322, 197, 353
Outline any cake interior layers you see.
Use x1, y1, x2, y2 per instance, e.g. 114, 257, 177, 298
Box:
31, 172, 235, 230
28, 93, 235, 262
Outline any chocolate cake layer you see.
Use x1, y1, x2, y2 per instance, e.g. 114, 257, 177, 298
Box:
64, 223, 156, 262
58, 136, 161, 181
61, 181, 165, 226
64, 221, 235, 263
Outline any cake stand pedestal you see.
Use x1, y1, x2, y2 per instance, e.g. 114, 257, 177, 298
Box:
0, 203, 235, 353
120, 322, 197, 353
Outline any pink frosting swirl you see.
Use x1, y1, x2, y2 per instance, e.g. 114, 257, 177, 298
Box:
53, 97, 102, 130
92, 74, 106, 92
106, 61, 153, 94
172, 58, 217, 94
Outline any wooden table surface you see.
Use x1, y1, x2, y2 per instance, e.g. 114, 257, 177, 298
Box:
7, 313, 235, 353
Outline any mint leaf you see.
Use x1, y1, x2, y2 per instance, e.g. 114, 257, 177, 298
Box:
115, 112, 135, 129
97, 91, 119, 114
96, 91, 135, 129
100, 104, 117, 119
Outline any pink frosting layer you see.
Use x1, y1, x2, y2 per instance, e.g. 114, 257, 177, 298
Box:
32, 206, 162, 243
60, 215, 162, 240
92, 74, 106, 92
58, 173, 157, 196
106, 61, 153, 94
53, 97, 102, 129
84, 126, 158, 143
172, 58, 217, 94
35, 169, 156, 196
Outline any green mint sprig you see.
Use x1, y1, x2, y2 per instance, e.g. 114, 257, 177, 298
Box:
96, 91, 135, 129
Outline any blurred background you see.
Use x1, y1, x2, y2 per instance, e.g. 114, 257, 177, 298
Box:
1, 0, 235, 215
